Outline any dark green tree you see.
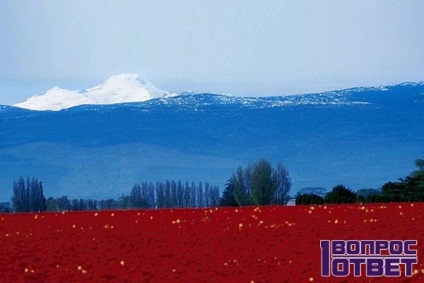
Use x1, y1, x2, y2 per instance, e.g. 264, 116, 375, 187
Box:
197, 182, 204, 208
325, 185, 356, 204
208, 184, 220, 207
220, 179, 238, 207
99, 199, 118, 210
297, 187, 327, 198
251, 159, 275, 205
156, 183, 166, 208
295, 193, 325, 205
404, 159, 424, 200
232, 167, 252, 206
57, 196, 71, 211
272, 162, 292, 205
71, 199, 79, 211
381, 182, 405, 202
229, 159, 291, 206
118, 194, 132, 209
356, 188, 381, 203
379, 159, 424, 202
11, 177, 26, 212
129, 184, 150, 208
86, 199, 98, 210
45, 197, 57, 211
11, 177, 46, 213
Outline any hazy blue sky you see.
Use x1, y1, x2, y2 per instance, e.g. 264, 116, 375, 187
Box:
1, 0, 423, 104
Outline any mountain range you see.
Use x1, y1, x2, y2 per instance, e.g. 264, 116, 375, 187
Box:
1, 77, 423, 201
14, 74, 173, 111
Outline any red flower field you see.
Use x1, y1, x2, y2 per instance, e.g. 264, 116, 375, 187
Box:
1, 203, 424, 282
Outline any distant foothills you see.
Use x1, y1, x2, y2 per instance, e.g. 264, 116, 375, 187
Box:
3, 158, 424, 213
0, 77, 423, 204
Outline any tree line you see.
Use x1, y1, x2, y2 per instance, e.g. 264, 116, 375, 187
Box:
8, 158, 291, 212
8, 157, 424, 212
295, 159, 424, 205
10, 179, 220, 212
120, 181, 220, 209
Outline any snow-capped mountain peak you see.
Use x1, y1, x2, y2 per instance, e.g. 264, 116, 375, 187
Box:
14, 74, 171, 111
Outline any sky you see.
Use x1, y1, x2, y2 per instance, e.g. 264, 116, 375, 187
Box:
1, 0, 424, 105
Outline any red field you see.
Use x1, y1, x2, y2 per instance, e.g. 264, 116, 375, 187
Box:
1, 203, 424, 282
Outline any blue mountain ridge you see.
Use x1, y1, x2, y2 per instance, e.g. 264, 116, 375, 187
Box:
0, 82, 423, 201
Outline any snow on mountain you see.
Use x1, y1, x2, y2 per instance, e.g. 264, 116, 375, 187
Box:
14, 74, 172, 111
